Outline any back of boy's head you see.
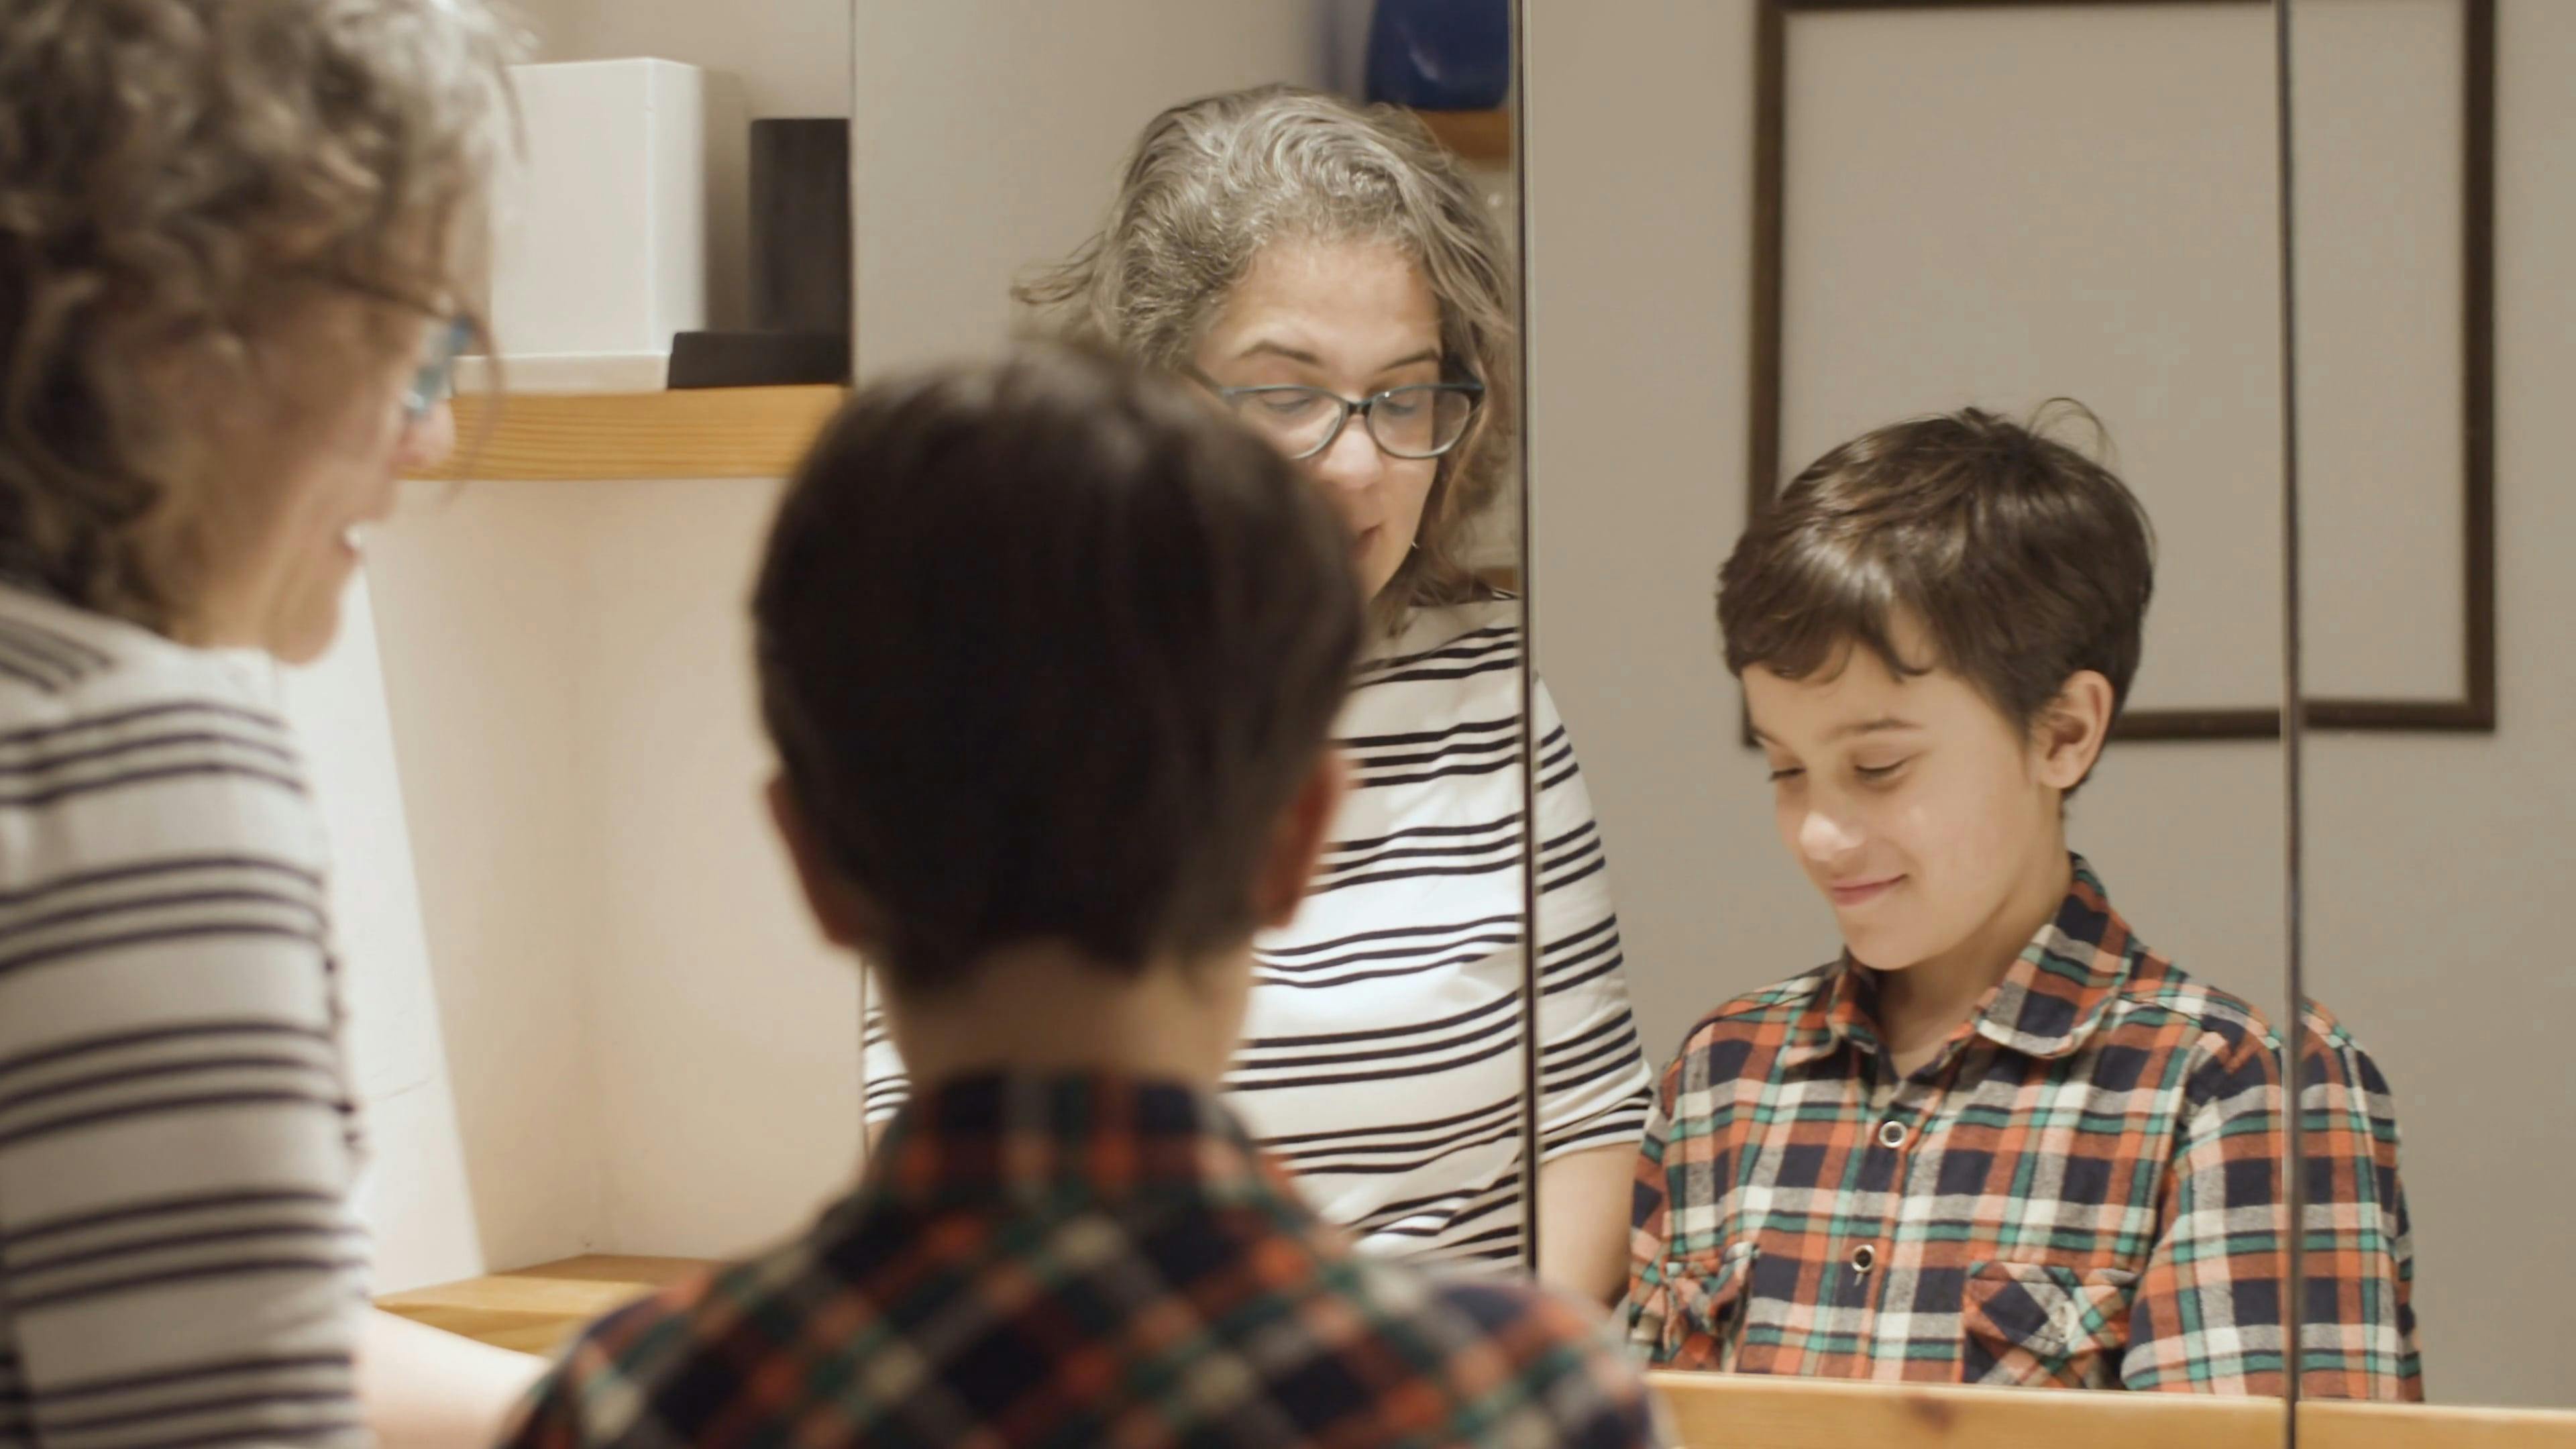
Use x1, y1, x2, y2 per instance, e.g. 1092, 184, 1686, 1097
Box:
753, 345, 1363, 996
1718, 402, 2155, 761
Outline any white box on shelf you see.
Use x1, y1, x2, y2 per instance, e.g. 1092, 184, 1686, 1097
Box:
482, 58, 748, 390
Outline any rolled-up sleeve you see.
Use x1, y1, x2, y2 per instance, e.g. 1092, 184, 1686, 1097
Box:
0, 684, 369, 1447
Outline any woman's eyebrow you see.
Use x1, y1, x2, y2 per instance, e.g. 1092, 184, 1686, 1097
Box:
1371, 347, 1442, 374
1234, 339, 1322, 365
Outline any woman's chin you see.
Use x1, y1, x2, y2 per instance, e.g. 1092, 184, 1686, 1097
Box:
262, 589, 352, 665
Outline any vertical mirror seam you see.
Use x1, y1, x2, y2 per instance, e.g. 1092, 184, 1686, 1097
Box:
2272, 1, 2308, 1440
1512, 0, 1545, 1279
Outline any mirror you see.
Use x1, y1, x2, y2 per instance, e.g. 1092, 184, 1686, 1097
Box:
331, 2, 1557, 1289
1527, 0, 2308, 1409
843, 6, 1551, 1276
2288, 0, 2556, 1415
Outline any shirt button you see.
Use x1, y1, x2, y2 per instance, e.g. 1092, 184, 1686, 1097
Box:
1878, 1119, 1909, 1150
1849, 1243, 1876, 1275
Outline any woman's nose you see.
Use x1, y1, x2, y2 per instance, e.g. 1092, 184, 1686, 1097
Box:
1307, 411, 1385, 493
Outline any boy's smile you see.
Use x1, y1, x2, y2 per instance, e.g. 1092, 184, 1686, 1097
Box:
1826, 875, 1904, 909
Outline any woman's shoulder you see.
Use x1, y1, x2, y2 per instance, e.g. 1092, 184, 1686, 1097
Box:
1338, 601, 1524, 763
1650, 966, 1837, 1083
1348, 598, 1520, 705
1362, 596, 1521, 663
0, 581, 281, 716
0, 583, 317, 879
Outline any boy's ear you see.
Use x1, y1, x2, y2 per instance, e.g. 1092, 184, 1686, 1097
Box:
2034, 670, 2116, 793
1253, 749, 1348, 930
765, 773, 879, 951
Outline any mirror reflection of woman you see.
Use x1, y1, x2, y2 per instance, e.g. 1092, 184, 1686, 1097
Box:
863, 87, 1653, 1301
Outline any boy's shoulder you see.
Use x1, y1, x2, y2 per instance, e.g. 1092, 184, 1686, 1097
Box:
2103, 947, 2285, 1059
1642, 966, 1838, 1092
1344, 1257, 1654, 1445
2110, 922, 2388, 1079
506, 1198, 1653, 1448
505, 1253, 767, 1411
1681, 964, 1837, 1039
2298, 995, 2382, 1065
1662, 951, 2290, 1074
498, 1226, 847, 1447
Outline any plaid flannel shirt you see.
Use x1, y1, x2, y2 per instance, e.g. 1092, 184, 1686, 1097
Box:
1623, 857, 2420, 1396
504, 1073, 1653, 1448
2296, 1000, 2418, 1393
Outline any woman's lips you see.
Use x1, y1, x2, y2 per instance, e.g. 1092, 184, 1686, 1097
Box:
1350, 525, 1381, 561
1829, 875, 1904, 908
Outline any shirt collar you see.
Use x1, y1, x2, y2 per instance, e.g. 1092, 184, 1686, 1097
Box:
1781, 854, 2140, 1069
859, 1071, 1299, 1215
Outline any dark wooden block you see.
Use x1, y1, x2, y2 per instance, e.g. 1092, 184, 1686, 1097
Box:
667, 330, 851, 388
750, 119, 852, 335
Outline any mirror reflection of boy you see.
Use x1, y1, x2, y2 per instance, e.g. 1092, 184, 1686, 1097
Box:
500, 347, 1656, 1448
1622, 405, 2420, 1397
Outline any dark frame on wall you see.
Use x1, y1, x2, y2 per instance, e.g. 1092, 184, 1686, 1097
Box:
1746, 0, 2496, 741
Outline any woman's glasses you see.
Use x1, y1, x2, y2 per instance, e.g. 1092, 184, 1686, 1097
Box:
405, 316, 476, 421
1190, 368, 1485, 462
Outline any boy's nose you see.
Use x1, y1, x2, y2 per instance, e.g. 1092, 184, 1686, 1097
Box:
1799, 806, 1864, 867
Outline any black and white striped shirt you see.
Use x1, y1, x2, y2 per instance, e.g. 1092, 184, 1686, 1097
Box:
865, 600, 1654, 1269
0, 582, 368, 1449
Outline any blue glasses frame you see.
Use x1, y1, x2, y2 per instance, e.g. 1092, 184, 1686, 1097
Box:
406, 317, 476, 420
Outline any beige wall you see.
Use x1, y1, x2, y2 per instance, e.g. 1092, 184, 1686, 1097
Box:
516, 0, 851, 118
366, 477, 867, 1268
274, 578, 489, 1292
362, 486, 608, 1275
849, 3, 1330, 374
1527, 0, 2565, 1410
581, 479, 870, 1254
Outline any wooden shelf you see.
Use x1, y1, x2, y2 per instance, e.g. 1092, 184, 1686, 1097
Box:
417, 386, 846, 482
377, 1254, 714, 1355
1648, 1371, 2576, 1449
390, 1267, 2576, 1448
1411, 107, 1511, 164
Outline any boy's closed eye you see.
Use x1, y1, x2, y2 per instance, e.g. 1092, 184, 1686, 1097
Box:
1763, 757, 1913, 786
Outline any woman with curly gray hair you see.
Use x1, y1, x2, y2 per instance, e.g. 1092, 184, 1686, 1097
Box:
860, 87, 1655, 1305
0, 1, 538, 1444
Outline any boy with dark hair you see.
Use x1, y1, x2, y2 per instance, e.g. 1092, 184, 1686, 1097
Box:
1624, 404, 2419, 1397
503, 345, 1654, 1447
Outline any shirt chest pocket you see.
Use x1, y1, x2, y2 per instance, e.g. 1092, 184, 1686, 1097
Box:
1960, 1258, 2140, 1389
1638, 1239, 1757, 1372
